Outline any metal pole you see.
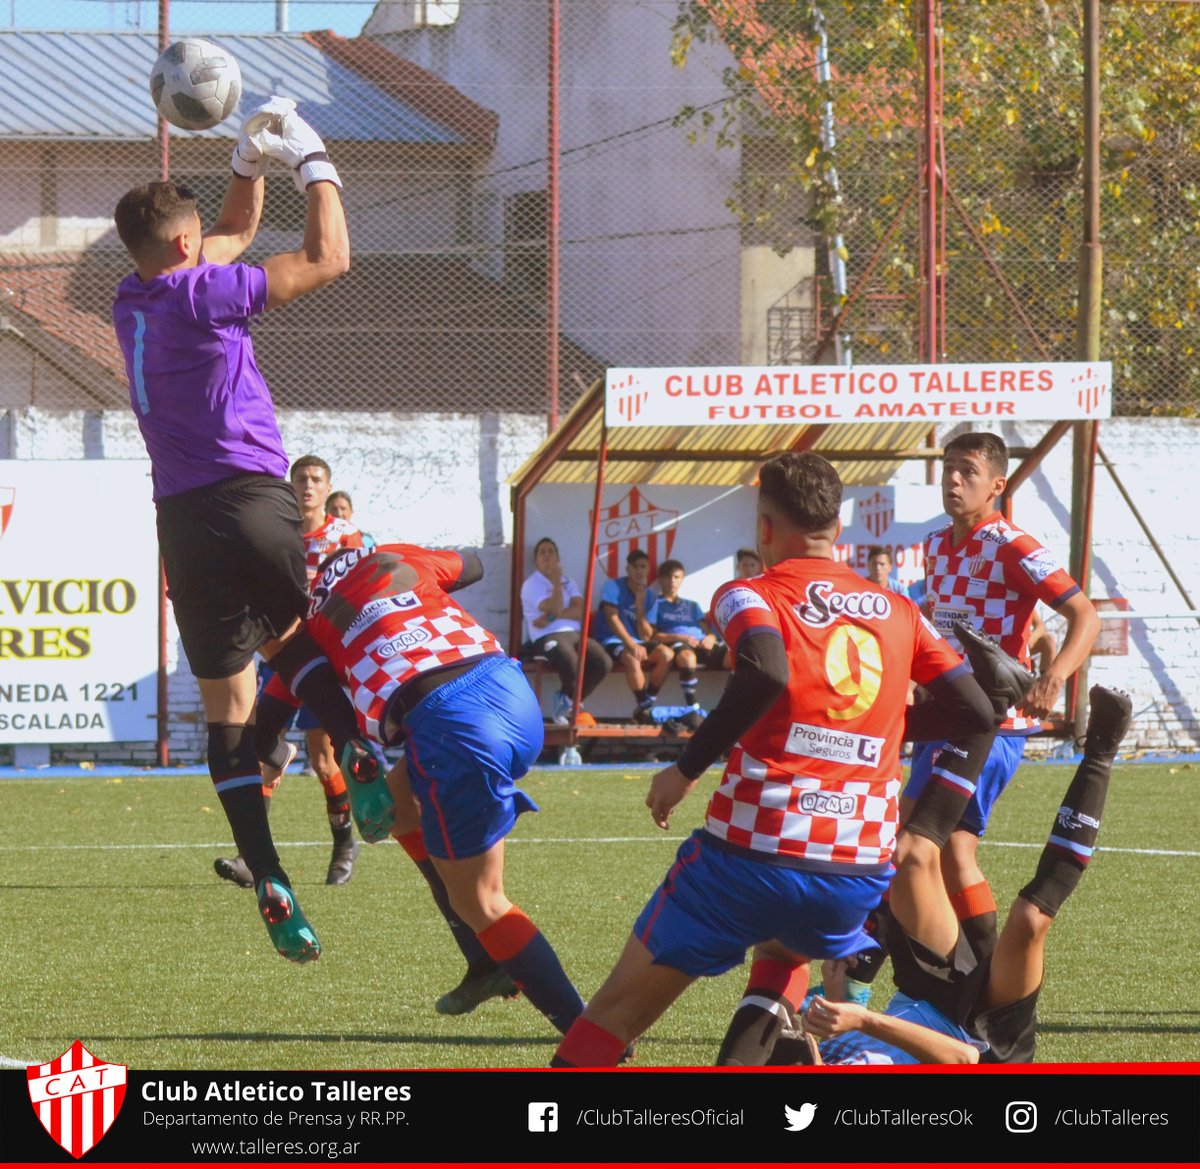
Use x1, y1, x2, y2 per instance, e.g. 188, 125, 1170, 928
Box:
1068, 0, 1102, 736
574, 419, 609, 742
546, 0, 561, 433
156, 0, 170, 767
920, 0, 939, 362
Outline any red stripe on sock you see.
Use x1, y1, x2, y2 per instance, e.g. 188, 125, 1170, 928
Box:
394, 829, 428, 862
554, 1017, 628, 1068
477, 906, 539, 963
747, 958, 809, 1011
950, 881, 996, 921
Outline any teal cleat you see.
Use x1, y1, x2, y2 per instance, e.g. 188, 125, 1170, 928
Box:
257, 878, 321, 964
338, 738, 395, 843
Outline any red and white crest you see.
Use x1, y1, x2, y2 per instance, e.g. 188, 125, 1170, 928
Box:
609, 371, 651, 424
1072, 364, 1109, 415
857, 490, 894, 539
0, 486, 13, 542
592, 486, 678, 579
27, 1041, 127, 1159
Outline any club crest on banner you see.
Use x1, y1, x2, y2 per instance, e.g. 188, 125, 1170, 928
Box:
1071, 364, 1109, 414
609, 371, 650, 424
856, 490, 894, 539
27, 1040, 127, 1159
0, 486, 13, 542
593, 486, 678, 579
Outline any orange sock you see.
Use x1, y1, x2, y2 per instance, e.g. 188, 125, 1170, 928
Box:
394, 829, 428, 862
477, 907, 539, 963
319, 771, 347, 800
746, 958, 809, 1012
950, 881, 996, 921
553, 1018, 627, 1068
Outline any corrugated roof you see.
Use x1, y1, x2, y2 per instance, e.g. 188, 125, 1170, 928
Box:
0, 29, 494, 145
511, 378, 935, 491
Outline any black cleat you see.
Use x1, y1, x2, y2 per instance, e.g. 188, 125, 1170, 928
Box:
435, 968, 519, 1016
952, 620, 1036, 713
681, 707, 705, 731
214, 855, 254, 888
1082, 685, 1133, 757
325, 839, 360, 885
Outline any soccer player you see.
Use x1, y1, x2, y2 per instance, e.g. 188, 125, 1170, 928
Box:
111, 100, 380, 963
599, 549, 673, 723
550, 452, 994, 1067
907, 431, 1101, 909
259, 542, 585, 1035
649, 559, 725, 727
521, 537, 610, 725
794, 685, 1132, 1065
214, 454, 363, 889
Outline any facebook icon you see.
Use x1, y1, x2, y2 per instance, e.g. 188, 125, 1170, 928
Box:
528, 1102, 559, 1132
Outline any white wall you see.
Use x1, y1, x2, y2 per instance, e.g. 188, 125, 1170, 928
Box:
5, 410, 1197, 759
368, 1, 745, 367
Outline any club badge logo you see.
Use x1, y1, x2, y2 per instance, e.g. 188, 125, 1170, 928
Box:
27, 1040, 127, 1159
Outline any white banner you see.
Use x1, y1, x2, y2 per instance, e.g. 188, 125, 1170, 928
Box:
833, 486, 946, 589
606, 361, 1113, 427
0, 461, 158, 743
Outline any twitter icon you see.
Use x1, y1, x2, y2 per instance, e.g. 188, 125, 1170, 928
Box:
784, 1102, 817, 1131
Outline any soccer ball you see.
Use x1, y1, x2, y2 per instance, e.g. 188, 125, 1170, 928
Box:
149, 38, 242, 131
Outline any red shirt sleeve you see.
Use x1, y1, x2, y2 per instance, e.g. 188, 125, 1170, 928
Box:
999, 533, 1081, 608
709, 580, 780, 651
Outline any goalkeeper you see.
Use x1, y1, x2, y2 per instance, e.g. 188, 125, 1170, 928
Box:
112, 99, 385, 965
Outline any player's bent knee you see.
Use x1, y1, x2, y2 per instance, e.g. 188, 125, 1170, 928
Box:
1007, 896, 1053, 944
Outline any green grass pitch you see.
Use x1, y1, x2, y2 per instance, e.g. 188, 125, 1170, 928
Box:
1, 761, 1197, 1070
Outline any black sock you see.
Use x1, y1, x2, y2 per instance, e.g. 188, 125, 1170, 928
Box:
326, 794, 352, 846
1019, 748, 1114, 917
681, 672, 698, 706
906, 729, 996, 847
209, 722, 284, 885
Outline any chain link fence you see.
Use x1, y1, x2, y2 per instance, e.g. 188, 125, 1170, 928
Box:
0, 0, 1197, 429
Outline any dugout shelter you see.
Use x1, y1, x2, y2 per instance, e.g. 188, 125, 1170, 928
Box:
509, 360, 1113, 754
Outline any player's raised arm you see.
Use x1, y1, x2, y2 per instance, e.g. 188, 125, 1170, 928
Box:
1022, 590, 1100, 718
200, 100, 290, 266
253, 105, 350, 307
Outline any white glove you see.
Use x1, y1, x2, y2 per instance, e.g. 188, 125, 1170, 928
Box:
251, 106, 341, 193
231, 97, 297, 180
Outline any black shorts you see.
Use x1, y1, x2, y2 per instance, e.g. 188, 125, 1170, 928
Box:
972, 985, 1040, 1064
157, 474, 309, 679
885, 913, 990, 1028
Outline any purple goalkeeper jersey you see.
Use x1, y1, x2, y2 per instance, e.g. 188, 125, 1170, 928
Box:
112, 257, 288, 500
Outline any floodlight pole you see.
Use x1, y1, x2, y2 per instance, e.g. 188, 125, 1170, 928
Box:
1069, 0, 1102, 736
546, 0, 561, 432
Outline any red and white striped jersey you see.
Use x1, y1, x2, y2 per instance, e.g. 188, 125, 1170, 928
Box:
923, 512, 1080, 732
305, 543, 503, 742
301, 515, 362, 582
704, 557, 962, 870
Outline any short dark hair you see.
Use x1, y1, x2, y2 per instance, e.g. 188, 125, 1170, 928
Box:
866, 545, 891, 561
113, 181, 197, 259
626, 549, 649, 566
657, 558, 684, 578
533, 536, 558, 557
944, 431, 1009, 476
290, 454, 332, 481
758, 452, 843, 531
736, 547, 760, 563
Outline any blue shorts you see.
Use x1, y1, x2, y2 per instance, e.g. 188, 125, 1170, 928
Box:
904, 734, 1027, 836
256, 665, 320, 731
632, 831, 891, 979
403, 656, 544, 860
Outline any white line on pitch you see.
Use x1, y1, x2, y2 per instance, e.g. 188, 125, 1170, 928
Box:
0, 838, 1196, 858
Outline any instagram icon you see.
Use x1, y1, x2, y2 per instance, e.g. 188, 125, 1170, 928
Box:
1005, 1101, 1038, 1133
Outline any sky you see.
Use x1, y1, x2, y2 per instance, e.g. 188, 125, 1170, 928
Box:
8, 0, 377, 38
